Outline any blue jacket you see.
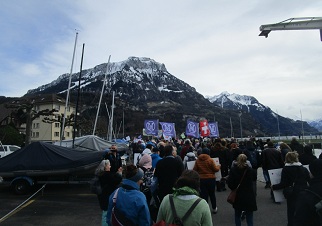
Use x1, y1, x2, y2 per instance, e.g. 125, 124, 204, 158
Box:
151, 153, 162, 169
106, 179, 151, 226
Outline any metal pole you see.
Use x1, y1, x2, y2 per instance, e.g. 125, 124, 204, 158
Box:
230, 117, 233, 138
73, 43, 85, 148
108, 91, 115, 142
300, 110, 305, 142
276, 111, 281, 140
60, 32, 78, 145
93, 55, 111, 135
238, 112, 243, 139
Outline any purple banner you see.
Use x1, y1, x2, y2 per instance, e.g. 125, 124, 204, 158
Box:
208, 121, 220, 137
144, 119, 159, 136
185, 120, 200, 138
159, 122, 176, 138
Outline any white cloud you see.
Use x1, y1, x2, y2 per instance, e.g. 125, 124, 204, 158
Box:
0, 0, 321, 121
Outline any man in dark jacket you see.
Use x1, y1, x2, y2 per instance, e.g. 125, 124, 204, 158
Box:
154, 145, 184, 202
262, 141, 284, 198
104, 145, 122, 173
294, 159, 322, 226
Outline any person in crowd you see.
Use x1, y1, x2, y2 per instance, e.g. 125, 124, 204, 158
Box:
227, 154, 257, 226
210, 140, 229, 192
245, 140, 261, 196
193, 148, 221, 214
106, 164, 151, 226
261, 141, 284, 192
182, 146, 197, 169
137, 143, 153, 166
280, 142, 292, 162
138, 147, 153, 171
95, 159, 122, 226
153, 145, 184, 202
271, 152, 310, 226
156, 170, 212, 225
157, 141, 166, 158
299, 144, 317, 165
104, 144, 122, 173
172, 146, 184, 166
289, 137, 304, 155
294, 159, 322, 226
180, 139, 193, 160
151, 147, 162, 169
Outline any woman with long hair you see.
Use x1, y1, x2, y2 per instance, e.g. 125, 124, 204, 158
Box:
227, 154, 257, 226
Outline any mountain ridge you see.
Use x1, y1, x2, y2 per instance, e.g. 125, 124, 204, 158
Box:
24, 56, 319, 138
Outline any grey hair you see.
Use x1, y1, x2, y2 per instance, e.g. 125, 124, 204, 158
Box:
95, 159, 110, 176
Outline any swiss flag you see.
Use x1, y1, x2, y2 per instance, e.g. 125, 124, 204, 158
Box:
200, 120, 210, 137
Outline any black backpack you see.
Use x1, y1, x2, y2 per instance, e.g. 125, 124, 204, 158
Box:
89, 176, 102, 195
304, 189, 322, 219
248, 150, 258, 168
141, 168, 154, 192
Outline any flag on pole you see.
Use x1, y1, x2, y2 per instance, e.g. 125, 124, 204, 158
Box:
209, 121, 220, 137
144, 119, 159, 136
185, 120, 199, 138
159, 122, 176, 138
200, 119, 210, 137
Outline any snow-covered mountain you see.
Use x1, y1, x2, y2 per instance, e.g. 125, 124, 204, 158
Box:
207, 92, 317, 136
308, 119, 322, 132
24, 57, 318, 137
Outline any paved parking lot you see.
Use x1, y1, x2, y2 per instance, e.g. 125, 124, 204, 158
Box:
0, 173, 287, 226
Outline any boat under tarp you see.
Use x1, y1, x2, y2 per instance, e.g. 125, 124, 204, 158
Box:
0, 142, 104, 178
54, 135, 128, 153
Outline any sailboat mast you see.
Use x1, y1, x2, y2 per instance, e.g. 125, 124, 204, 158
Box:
93, 55, 111, 135
60, 32, 78, 145
73, 43, 85, 148
108, 90, 115, 141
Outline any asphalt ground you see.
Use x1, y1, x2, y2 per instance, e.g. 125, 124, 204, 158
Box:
0, 170, 287, 226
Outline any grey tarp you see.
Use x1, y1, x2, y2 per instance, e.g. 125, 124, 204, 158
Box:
0, 142, 105, 177
54, 135, 128, 153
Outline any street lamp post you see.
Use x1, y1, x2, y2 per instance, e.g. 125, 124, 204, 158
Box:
238, 112, 243, 139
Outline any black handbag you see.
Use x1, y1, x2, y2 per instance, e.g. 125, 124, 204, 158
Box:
283, 185, 294, 199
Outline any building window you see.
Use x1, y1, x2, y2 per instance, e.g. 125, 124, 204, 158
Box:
36, 132, 39, 138
33, 123, 39, 129
66, 132, 70, 137
55, 123, 60, 128
54, 132, 59, 137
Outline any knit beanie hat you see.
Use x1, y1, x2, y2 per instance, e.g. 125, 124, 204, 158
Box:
139, 154, 152, 169
128, 168, 144, 182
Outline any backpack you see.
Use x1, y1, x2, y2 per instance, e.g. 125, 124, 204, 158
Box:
141, 168, 154, 192
89, 176, 102, 195
153, 195, 202, 226
248, 150, 258, 168
304, 189, 322, 218
111, 188, 136, 226
185, 155, 196, 169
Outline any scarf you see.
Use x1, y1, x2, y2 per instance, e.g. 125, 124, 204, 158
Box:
172, 186, 199, 197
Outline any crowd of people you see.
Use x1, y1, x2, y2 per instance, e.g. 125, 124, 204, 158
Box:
94, 137, 322, 226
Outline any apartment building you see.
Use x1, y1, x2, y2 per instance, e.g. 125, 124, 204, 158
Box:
29, 94, 75, 143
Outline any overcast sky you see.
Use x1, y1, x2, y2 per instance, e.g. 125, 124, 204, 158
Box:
1, 1, 321, 121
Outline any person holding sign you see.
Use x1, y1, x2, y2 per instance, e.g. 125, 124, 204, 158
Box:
271, 152, 310, 226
